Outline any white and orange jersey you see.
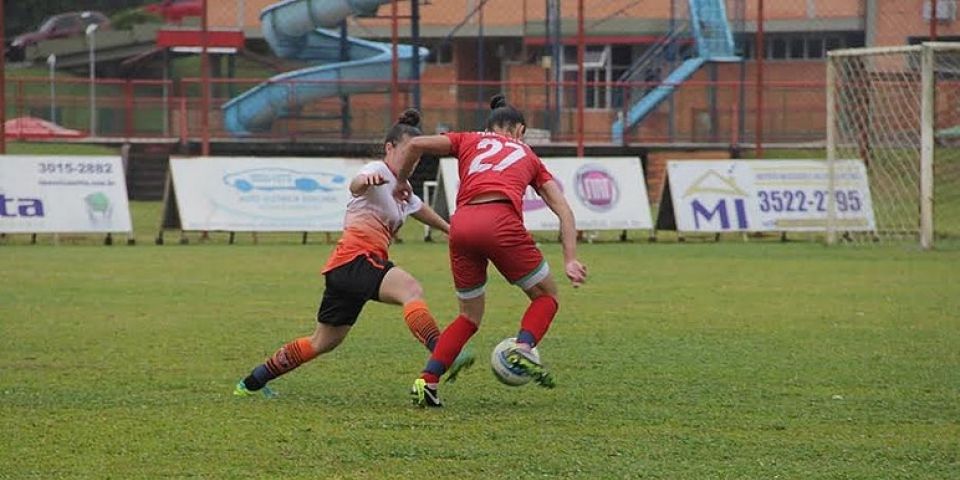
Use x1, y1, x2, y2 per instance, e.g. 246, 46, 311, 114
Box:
322, 161, 423, 273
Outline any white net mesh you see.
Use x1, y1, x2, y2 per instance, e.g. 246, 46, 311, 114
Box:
828, 43, 960, 248
932, 47, 960, 248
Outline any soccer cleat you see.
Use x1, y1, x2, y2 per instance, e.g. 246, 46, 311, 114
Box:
410, 378, 443, 408
444, 349, 476, 384
233, 381, 278, 399
506, 347, 556, 389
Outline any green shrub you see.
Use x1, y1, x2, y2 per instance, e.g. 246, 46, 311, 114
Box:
110, 7, 162, 31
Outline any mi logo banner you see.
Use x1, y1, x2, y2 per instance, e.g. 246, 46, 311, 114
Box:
657, 160, 876, 234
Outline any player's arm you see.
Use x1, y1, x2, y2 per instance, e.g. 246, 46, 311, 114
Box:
349, 170, 386, 196
537, 180, 587, 286
411, 204, 450, 235
394, 135, 454, 200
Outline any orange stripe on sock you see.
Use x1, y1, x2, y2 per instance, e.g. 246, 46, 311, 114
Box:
403, 300, 440, 349
294, 337, 318, 361
403, 299, 429, 318
264, 337, 318, 376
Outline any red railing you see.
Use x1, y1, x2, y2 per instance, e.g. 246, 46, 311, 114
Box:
3, 75, 827, 146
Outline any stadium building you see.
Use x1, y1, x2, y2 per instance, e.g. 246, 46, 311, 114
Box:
209, 0, 960, 145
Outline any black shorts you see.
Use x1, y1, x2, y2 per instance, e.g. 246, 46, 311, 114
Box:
317, 255, 395, 326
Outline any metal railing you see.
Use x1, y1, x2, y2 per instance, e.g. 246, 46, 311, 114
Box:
3, 75, 827, 146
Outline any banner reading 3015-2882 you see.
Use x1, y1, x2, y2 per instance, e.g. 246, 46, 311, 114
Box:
0, 155, 132, 233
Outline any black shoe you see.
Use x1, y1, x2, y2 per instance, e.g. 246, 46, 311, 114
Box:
411, 378, 443, 407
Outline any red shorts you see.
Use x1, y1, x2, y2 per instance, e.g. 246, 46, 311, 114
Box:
448, 202, 549, 299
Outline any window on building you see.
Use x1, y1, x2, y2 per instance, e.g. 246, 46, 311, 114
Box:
427, 42, 452, 65
789, 38, 805, 59
611, 45, 633, 67
739, 37, 753, 59
807, 37, 824, 59
845, 33, 866, 49
824, 36, 842, 52
560, 44, 615, 109
770, 38, 787, 59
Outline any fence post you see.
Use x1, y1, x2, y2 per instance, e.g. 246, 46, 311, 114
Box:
0, 0, 5, 154
754, 0, 764, 158
826, 55, 837, 246
390, 0, 400, 121
17, 79, 24, 124
930, 0, 939, 40
179, 96, 188, 146
920, 44, 935, 250
576, 0, 585, 156
201, 0, 211, 155
125, 80, 134, 138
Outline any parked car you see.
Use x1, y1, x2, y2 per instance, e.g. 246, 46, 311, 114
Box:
144, 0, 203, 23
7, 11, 110, 61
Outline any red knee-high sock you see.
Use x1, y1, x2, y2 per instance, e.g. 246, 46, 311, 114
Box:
516, 295, 559, 347
420, 315, 478, 383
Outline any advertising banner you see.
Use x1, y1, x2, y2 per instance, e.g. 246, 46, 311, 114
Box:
663, 160, 876, 233
169, 157, 367, 232
437, 157, 653, 231
0, 155, 132, 233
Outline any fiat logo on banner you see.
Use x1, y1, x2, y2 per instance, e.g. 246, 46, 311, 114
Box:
575, 165, 619, 212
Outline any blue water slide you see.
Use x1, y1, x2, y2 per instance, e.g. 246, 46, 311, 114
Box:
611, 57, 707, 143
222, 0, 427, 136
611, 0, 739, 143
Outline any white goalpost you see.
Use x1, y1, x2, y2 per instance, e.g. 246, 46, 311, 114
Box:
827, 42, 960, 249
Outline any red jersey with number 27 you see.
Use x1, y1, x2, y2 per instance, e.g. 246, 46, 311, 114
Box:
445, 131, 554, 215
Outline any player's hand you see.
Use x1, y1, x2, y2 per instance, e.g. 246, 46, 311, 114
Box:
360, 173, 387, 187
393, 181, 413, 202
565, 260, 587, 288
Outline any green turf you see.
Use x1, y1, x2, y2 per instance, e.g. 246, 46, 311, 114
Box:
4, 141, 119, 156
1, 204, 958, 478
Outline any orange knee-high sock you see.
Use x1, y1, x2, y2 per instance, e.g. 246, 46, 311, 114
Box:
243, 337, 319, 391
264, 337, 319, 378
403, 300, 441, 351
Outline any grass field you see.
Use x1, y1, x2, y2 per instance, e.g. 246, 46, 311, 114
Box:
1, 202, 959, 478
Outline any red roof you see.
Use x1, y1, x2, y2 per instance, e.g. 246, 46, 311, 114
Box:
4, 117, 85, 140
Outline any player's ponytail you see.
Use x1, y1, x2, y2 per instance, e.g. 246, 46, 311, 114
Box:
384, 108, 423, 146
486, 94, 526, 132
489, 94, 508, 110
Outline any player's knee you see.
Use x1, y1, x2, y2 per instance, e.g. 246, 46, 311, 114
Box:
312, 335, 342, 354
459, 311, 483, 326
458, 299, 485, 326
310, 329, 346, 354
525, 281, 557, 300
390, 269, 423, 303
404, 277, 424, 300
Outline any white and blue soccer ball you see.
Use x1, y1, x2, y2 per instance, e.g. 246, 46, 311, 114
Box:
490, 337, 540, 387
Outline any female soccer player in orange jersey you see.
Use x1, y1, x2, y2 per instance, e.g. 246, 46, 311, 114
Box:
393, 95, 587, 407
234, 110, 474, 398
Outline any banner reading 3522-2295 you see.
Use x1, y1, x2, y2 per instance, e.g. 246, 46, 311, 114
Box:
0, 155, 132, 233
666, 160, 876, 233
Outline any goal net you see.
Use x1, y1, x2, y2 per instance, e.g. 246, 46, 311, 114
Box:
827, 42, 960, 248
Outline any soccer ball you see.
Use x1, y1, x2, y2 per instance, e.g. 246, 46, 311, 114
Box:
490, 337, 540, 387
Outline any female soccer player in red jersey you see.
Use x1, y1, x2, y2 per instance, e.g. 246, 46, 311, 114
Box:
393, 94, 588, 407
234, 110, 474, 398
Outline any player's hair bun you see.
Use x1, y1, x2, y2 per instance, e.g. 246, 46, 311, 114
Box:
489, 94, 508, 110
397, 108, 422, 128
